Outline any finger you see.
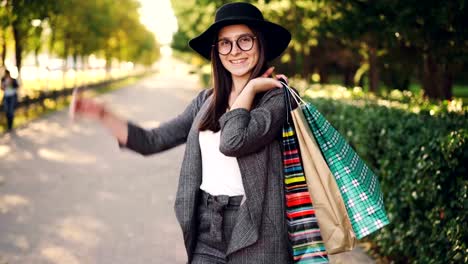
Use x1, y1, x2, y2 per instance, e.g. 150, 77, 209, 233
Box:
275, 74, 287, 81
261, 66, 275, 77
273, 79, 283, 88
275, 74, 289, 84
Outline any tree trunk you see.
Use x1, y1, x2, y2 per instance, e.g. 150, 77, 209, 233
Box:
49, 19, 56, 54
0, 29, 6, 67
343, 68, 354, 87
368, 46, 379, 93
442, 66, 453, 100
12, 24, 22, 78
302, 48, 311, 81
34, 48, 40, 67
62, 40, 69, 89
105, 49, 112, 79
289, 48, 296, 74
82, 56, 87, 87
73, 53, 78, 88
319, 67, 329, 84
421, 53, 452, 100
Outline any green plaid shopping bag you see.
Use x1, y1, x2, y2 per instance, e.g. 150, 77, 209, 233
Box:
283, 85, 390, 239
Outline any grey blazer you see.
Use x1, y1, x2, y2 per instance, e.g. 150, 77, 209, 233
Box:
123, 88, 292, 263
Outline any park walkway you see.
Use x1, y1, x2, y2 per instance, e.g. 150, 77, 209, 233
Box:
0, 57, 375, 264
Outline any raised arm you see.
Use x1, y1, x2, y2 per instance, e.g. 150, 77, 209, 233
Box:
72, 89, 212, 156
123, 89, 210, 155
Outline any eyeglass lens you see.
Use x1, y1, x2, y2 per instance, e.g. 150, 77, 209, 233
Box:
217, 35, 255, 55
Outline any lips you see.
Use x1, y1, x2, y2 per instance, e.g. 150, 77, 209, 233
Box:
230, 58, 248, 64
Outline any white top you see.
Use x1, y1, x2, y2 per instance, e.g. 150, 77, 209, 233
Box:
199, 130, 245, 196
2, 79, 16, 96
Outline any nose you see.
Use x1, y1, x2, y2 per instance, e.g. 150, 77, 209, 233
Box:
230, 43, 241, 55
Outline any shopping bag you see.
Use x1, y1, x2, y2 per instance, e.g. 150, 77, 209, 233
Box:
291, 107, 357, 254
282, 88, 329, 263
283, 84, 390, 239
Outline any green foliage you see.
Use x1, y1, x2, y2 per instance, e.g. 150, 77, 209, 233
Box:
303, 86, 467, 263
0, 0, 159, 72
170, 0, 230, 55
171, 0, 468, 100
48, 0, 159, 65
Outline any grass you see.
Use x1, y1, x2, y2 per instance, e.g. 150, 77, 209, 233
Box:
408, 83, 468, 103
453, 84, 468, 100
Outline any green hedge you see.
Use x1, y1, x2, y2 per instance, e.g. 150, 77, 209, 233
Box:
304, 92, 467, 263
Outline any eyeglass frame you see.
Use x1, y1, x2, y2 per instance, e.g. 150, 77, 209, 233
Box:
212, 34, 257, 55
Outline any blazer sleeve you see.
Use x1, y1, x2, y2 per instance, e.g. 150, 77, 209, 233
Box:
121, 89, 212, 156
218, 88, 286, 157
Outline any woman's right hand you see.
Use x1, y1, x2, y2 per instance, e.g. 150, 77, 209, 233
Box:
70, 95, 129, 144
71, 96, 107, 121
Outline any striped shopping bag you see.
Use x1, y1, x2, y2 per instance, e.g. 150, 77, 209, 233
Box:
285, 86, 390, 239
282, 88, 329, 263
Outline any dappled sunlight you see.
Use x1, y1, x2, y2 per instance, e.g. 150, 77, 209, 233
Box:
0, 194, 31, 214
0, 145, 11, 158
5, 234, 31, 251
3, 150, 35, 163
41, 246, 80, 264
16, 121, 73, 143
37, 148, 97, 164
56, 216, 106, 248
0, 132, 36, 162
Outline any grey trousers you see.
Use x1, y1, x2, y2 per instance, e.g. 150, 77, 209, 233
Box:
192, 190, 243, 264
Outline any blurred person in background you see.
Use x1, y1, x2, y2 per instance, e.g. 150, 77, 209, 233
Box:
1, 69, 20, 131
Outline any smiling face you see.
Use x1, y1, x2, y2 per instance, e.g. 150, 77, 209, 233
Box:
217, 24, 259, 79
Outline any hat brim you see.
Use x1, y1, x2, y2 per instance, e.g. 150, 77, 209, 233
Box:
189, 18, 291, 62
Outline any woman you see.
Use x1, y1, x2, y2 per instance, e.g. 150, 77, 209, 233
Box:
1, 70, 20, 131
72, 2, 294, 263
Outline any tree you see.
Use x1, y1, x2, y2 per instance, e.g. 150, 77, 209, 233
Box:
393, 0, 468, 99
170, 0, 468, 100
6, 0, 53, 77
0, 0, 11, 67
318, 0, 468, 99
48, 0, 159, 72
316, 0, 401, 93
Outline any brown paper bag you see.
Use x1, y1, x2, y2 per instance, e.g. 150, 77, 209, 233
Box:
292, 108, 357, 254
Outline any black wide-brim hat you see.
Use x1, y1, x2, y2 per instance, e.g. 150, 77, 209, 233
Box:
189, 2, 291, 62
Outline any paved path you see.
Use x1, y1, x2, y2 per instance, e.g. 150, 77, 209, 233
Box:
0, 58, 374, 264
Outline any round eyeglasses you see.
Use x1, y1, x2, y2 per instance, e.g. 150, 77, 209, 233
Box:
214, 35, 257, 55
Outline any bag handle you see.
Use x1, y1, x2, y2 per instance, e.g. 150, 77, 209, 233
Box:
281, 80, 293, 124
280, 81, 307, 106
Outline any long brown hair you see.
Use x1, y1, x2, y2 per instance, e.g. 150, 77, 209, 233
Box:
198, 25, 268, 132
